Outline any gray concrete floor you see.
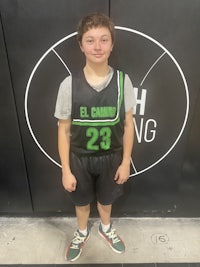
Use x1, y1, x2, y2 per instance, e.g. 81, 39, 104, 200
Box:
0, 217, 200, 264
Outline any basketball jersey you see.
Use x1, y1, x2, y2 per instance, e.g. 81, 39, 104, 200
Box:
70, 69, 125, 155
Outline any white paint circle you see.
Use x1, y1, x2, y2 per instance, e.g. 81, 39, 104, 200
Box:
24, 26, 189, 176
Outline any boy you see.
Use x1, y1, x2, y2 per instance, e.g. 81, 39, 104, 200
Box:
54, 13, 135, 261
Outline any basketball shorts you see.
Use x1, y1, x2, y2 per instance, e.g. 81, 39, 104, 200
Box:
67, 151, 124, 206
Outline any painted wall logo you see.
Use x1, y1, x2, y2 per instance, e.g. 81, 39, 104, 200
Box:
25, 26, 189, 177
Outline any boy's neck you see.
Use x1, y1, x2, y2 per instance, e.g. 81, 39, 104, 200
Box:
84, 62, 110, 78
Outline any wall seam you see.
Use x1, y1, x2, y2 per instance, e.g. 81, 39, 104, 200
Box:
0, 10, 34, 212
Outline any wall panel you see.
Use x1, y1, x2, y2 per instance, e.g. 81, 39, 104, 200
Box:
0, 0, 109, 213
110, 0, 200, 216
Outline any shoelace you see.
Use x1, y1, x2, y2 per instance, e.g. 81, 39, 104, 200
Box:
70, 231, 86, 250
105, 228, 121, 244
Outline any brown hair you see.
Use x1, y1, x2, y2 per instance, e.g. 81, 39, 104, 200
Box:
77, 13, 115, 44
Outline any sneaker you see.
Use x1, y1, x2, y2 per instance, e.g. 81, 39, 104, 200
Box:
65, 230, 90, 261
98, 223, 125, 253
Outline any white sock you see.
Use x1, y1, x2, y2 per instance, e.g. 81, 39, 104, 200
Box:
79, 228, 88, 236
101, 222, 110, 233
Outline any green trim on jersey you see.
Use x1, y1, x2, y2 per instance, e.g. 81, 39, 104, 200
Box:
72, 70, 124, 127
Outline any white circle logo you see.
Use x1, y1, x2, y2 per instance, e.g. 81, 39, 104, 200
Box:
25, 26, 189, 177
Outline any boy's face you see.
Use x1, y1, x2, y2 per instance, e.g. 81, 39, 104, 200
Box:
79, 27, 113, 65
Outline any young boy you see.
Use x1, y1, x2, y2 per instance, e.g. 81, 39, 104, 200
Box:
54, 13, 135, 261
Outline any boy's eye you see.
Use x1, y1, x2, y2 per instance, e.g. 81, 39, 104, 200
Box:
86, 39, 93, 43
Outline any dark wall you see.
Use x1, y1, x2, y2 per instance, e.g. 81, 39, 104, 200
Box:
0, 0, 199, 216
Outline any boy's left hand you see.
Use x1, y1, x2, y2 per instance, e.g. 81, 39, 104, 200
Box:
114, 163, 130, 184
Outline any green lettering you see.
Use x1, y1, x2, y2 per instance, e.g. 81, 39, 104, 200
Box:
91, 106, 116, 118
80, 106, 89, 118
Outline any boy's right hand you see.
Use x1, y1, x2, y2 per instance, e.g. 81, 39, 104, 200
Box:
62, 172, 77, 192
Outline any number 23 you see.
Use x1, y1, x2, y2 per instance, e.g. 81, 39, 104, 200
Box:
86, 127, 111, 151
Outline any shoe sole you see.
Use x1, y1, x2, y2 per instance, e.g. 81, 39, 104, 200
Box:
65, 232, 90, 262
98, 229, 125, 254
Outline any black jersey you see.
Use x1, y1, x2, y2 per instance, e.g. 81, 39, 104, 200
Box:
70, 69, 125, 155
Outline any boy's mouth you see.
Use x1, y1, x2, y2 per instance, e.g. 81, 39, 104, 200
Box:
93, 54, 104, 57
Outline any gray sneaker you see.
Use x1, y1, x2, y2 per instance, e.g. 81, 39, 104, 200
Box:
65, 230, 90, 261
98, 223, 125, 253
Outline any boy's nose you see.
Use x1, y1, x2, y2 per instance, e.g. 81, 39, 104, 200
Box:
94, 41, 101, 49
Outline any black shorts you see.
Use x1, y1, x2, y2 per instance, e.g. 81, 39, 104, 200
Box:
68, 151, 124, 206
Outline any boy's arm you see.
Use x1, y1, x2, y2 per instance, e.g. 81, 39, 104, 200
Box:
58, 119, 77, 192
114, 108, 134, 184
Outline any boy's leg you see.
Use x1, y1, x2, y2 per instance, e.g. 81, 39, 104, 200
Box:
75, 204, 90, 231
97, 202, 111, 225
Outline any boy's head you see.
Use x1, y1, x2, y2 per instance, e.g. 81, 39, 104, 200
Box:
77, 13, 115, 45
